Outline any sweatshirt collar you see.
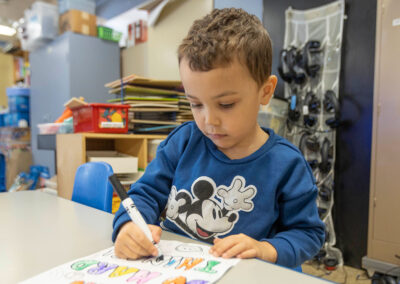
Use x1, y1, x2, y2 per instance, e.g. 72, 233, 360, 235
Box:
203, 127, 277, 164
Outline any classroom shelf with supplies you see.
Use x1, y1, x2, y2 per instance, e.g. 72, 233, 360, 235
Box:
56, 132, 166, 201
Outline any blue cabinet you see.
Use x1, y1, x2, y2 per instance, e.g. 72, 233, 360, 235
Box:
30, 32, 120, 175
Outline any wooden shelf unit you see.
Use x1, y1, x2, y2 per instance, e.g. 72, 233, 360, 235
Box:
56, 133, 166, 200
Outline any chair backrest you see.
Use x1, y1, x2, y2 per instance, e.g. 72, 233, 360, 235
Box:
72, 162, 114, 213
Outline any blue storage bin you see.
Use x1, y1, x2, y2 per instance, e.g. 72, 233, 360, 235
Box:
58, 0, 96, 15
0, 154, 5, 192
4, 112, 30, 127
7, 88, 30, 113
0, 113, 5, 127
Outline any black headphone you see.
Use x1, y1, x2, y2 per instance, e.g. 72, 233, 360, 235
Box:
300, 134, 333, 174
319, 138, 333, 174
324, 90, 340, 128
318, 207, 328, 220
278, 49, 294, 83
303, 91, 321, 128
288, 93, 301, 122
299, 132, 319, 154
299, 40, 322, 78
278, 47, 306, 85
299, 132, 320, 171
318, 184, 332, 202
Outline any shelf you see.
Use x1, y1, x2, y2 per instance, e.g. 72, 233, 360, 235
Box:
56, 132, 166, 200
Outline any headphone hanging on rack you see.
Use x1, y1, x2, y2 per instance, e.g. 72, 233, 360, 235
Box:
278, 47, 307, 85
299, 132, 320, 171
299, 132, 320, 154
319, 138, 333, 174
324, 90, 340, 128
288, 93, 302, 122
303, 91, 321, 128
299, 40, 323, 78
318, 184, 332, 202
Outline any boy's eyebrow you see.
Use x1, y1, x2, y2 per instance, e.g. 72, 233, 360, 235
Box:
186, 91, 238, 99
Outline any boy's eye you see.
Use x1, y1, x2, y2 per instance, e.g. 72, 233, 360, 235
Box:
220, 103, 235, 109
190, 103, 202, 108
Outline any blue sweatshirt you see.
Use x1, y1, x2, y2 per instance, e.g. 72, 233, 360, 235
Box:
112, 122, 325, 268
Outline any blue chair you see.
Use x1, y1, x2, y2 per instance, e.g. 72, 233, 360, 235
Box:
72, 162, 114, 213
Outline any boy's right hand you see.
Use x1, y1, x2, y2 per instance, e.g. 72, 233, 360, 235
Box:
114, 221, 162, 260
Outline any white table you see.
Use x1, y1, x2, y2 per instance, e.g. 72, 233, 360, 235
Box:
0, 191, 328, 283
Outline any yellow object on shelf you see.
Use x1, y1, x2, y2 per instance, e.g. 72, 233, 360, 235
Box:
112, 194, 121, 214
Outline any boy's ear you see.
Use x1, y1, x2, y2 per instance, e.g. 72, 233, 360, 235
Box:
260, 75, 277, 105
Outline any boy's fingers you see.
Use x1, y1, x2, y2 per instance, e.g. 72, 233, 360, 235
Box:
125, 233, 153, 257
149, 225, 162, 243
221, 242, 246, 258
126, 223, 156, 255
237, 249, 258, 259
211, 237, 237, 256
213, 238, 221, 244
121, 242, 142, 259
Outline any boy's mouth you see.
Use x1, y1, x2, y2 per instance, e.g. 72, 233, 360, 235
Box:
208, 133, 227, 140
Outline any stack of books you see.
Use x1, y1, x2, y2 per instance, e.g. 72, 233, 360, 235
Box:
105, 74, 193, 134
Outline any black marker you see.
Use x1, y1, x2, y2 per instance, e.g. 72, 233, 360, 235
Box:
109, 174, 163, 259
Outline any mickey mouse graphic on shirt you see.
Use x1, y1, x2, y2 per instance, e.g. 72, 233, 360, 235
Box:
164, 176, 257, 243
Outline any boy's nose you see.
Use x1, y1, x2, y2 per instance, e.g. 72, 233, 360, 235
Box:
205, 109, 219, 126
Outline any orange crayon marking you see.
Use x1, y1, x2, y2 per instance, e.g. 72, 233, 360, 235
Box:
162, 276, 186, 284
175, 258, 204, 271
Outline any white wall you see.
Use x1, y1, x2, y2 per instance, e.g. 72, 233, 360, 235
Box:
122, 0, 213, 80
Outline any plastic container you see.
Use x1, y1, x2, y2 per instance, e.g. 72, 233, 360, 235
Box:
27, 2, 58, 40
72, 103, 130, 133
0, 113, 5, 127
37, 123, 62, 134
20, 2, 58, 51
0, 154, 5, 192
58, 121, 73, 133
97, 26, 122, 42
4, 112, 30, 127
58, 0, 95, 15
7, 88, 30, 113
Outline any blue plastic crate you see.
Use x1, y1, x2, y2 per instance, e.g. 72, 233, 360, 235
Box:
0, 154, 6, 192
6, 87, 30, 113
0, 113, 5, 127
4, 112, 30, 127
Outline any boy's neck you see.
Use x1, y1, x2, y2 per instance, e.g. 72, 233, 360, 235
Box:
219, 125, 269, 160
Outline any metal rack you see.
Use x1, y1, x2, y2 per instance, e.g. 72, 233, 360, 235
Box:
278, 0, 345, 269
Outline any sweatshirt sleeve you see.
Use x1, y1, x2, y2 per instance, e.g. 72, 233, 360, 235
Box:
112, 123, 192, 242
262, 154, 325, 268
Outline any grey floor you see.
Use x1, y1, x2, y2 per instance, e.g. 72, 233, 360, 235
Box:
302, 261, 372, 283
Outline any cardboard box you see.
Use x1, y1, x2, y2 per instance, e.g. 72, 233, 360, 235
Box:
59, 9, 97, 36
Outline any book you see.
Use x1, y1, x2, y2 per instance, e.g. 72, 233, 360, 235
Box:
105, 74, 182, 89
129, 108, 179, 112
109, 85, 185, 97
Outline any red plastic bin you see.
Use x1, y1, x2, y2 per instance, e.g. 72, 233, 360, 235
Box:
72, 103, 130, 133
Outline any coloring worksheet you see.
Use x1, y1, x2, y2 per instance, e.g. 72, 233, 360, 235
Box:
21, 240, 240, 284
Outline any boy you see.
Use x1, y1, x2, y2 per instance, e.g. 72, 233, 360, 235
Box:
112, 8, 324, 268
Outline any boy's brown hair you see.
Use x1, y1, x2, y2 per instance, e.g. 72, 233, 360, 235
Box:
178, 8, 272, 87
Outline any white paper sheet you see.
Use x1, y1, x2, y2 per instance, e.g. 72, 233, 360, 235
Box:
21, 240, 240, 284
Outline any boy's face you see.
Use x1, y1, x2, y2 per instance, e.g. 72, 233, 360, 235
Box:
180, 57, 277, 158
